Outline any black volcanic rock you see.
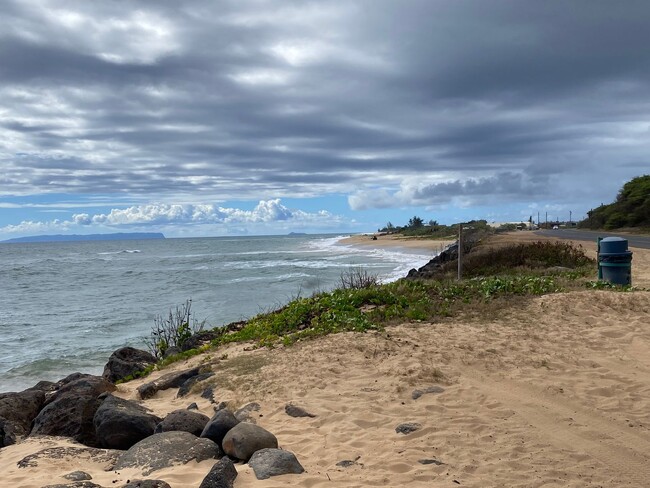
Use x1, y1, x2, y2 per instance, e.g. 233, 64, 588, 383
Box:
0, 416, 17, 447
155, 409, 210, 437
248, 448, 304, 480
137, 367, 202, 400
122, 481, 172, 488
406, 242, 458, 279
222, 422, 278, 461
198, 456, 238, 488
0, 388, 46, 436
200, 409, 240, 449
177, 372, 215, 398
93, 394, 161, 450
113, 431, 222, 476
102, 347, 157, 384
30, 375, 115, 446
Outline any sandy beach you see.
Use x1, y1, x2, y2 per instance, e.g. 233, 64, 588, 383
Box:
339, 233, 457, 254
2, 232, 650, 487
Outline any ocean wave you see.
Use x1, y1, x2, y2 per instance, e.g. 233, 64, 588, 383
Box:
227, 272, 312, 284
223, 259, 373, 270
275, 272, 313, 280
98, 249, 141, 255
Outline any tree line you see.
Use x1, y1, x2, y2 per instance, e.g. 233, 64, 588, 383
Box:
579, 175, 650, 230
379, 217, 491, 237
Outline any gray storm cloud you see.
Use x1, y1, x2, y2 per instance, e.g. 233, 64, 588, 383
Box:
1, 0, 649, 212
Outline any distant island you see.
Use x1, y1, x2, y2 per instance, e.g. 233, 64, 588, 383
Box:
1, 232, 166, 244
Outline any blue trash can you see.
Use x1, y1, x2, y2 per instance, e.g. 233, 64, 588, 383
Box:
598, 237, 633, 285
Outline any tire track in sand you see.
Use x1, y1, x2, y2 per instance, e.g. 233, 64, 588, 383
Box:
459, 365, 650, 485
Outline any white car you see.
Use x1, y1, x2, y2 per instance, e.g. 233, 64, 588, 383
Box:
552, 225, 559, 230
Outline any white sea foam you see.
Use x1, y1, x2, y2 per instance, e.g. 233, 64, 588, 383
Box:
228, 272, 312, 284
308, 235, 437, 283
98, 249, 141, 255
223, 259, 359, 270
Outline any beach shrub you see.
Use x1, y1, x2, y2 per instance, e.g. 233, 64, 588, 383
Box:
146, 299, 205, 359
338, 267, 380, 290
443, 240, 595, 278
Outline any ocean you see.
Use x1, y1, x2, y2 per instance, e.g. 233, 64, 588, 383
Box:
0, 234, 435, 393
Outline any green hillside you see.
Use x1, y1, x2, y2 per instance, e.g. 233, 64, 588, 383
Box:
579, 175, 650, 230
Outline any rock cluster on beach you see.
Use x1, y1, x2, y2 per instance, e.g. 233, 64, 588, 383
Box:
406, 242, 458, 279
0, 346, 305, 487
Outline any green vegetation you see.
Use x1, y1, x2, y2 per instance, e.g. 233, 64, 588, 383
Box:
579, 175, 650, 230
379, 217, 492, 238
442, 241, 595, 278
128, 240, 627, 383
145, 299, 205, 359
209, 273, 563, 349
208, 241, 595, 349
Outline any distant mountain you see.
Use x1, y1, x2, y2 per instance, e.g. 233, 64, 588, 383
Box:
1, 232, 166, 243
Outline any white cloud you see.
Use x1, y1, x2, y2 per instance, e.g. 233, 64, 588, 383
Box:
0, 199, 342, 236
1, 219, 70, 235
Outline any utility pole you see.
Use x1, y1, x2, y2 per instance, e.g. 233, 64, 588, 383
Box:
545, 211, 548, 229
457, 223, 463, 281
569, 210, 572, 226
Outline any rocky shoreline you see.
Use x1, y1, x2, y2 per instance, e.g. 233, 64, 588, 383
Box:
0, 236, 470, 488
0, 347, 306, 487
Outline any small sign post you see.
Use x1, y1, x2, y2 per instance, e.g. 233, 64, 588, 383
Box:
457, 223, 463, 281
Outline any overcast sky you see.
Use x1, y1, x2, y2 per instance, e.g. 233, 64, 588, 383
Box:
1, 0, 648, 238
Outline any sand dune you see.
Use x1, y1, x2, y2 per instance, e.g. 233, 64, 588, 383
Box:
2, 232, 649, 487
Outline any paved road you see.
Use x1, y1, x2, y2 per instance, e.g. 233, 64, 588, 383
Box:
535, 229, 650, 249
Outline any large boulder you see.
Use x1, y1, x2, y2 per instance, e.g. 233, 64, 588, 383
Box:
198, 456, 238, 488
113, 431, 222, 476
93, 394, 161, 450
248, 448, 304, 480
155, 409, 209, 437
31, 374, 115, 447
222, 422, 277, 461
200, 409, 240, 449
137, 367, 202, 400
102, 347, 157, 384
0, 388, 46, 436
